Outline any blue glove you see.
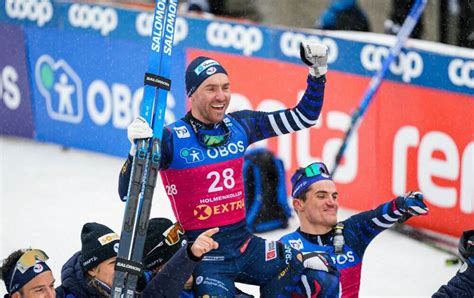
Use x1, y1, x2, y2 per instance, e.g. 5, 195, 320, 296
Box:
395, 191, 429, 222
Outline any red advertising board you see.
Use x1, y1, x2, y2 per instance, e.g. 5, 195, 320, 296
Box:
187, 50, 473, 237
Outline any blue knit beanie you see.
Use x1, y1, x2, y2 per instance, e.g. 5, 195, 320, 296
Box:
185, 56, 228, 97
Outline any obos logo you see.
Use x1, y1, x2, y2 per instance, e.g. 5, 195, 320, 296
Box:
135, 13, 187, 45
5, 0, 53, 27
206, 141, 245, 159
35, 55, 84, 123
448, 58, 473, 88
360, 45, 423, 82
68, 4, 118, 36
280, 32, 338, 64
1, 65, 21, 111
206, 22, 263, 56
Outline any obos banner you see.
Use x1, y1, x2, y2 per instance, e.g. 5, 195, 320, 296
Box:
26, 26, 186, 156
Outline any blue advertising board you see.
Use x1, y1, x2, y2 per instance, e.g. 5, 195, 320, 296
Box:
0, 23, 34, 137
0, 0, 472, 155
26, 26, 186, 156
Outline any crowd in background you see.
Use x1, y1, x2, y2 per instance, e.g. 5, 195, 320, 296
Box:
118, 0, 473, 48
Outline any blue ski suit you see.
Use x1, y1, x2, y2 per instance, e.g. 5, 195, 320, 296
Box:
119, 75, 328, 296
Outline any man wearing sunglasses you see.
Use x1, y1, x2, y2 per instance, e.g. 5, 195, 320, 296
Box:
280, 162, 430, 298
1, 249, 56, 298
120, 41, 335, 297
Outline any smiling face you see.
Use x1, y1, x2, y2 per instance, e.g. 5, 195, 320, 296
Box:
189, 73, 230, 124
13, 271, 56, 298
293, 179, 339, 234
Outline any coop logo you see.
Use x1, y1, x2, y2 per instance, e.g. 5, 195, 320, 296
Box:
448, 58, 474, 88
68, 4, 118, 36
35, 55, 83, 123
5, 0, 53, 27
360, 44, 423, 82
135, 13, 188, 45
1, 66, 21, 111
280, 32, 338, 64
206, 22, 263, 56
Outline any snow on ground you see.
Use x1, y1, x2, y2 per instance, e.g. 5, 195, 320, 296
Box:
1, 137, 460, 297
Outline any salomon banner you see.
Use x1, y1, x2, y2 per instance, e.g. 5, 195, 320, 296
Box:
0, 23, 34, 137
0, 0, 472, 236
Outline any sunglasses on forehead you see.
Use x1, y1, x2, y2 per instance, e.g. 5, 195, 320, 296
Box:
15, 249, 49, 274
295, 162, 330, 182
9, 249, 49, 293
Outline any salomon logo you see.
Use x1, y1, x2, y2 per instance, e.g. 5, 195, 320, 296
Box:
206, 22, 263, 56
360, 45, 423, 82
135, 12, 187, 45
5, 0, 53, 27
68, 4, 118, 36
448, 59, 474, 88
280, 32, 338, 64
35, 55, 84, 123
1, 66, 21, 111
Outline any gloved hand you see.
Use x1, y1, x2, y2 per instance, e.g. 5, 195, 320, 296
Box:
395, 191, 429, 222
127, 117, 152, 155
301, 251, 337, 274
459, 230, 474, 266
299, 42, 329, 78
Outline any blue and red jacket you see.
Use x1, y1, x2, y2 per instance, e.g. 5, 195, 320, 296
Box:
119, 75, 325, 237
281, 199, 406, 298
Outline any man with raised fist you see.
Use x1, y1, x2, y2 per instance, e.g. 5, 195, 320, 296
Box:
120, 42, 336, 297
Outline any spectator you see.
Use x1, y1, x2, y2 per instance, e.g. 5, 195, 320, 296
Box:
384, 0, 424, 38
1, 249, 56, 298
433, 229, 474, 297
318, 0, 371, 32
56, 222, 119, 297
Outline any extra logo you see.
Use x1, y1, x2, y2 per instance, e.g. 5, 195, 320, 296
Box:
5, 0, 53, 27
35, 55, 84, 123
194, 204, 212, 220
1, 65, 21, 111
280, 32, 338, 64
206, 22, 263, 56
193, 200, 244, 220
174, 126, 190, 138
180, 147, 204, 163
448, 58, 473, 88
360, 44, 423, 82
68, 4, 118, 36
135, 13, 188, 45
